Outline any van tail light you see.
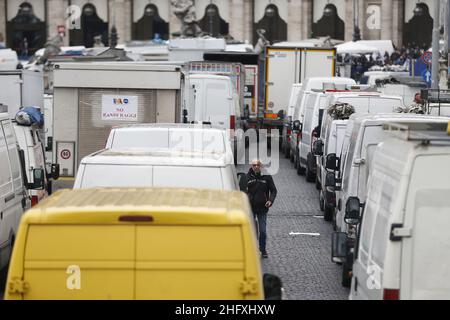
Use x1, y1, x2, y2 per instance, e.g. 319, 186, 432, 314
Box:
383, 289, 400, 300
31, 196, 39, 207
119, 215, 154, 222
230, 115, 236, 130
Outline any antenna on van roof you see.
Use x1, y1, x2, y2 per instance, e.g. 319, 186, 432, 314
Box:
383, 122, 450, 143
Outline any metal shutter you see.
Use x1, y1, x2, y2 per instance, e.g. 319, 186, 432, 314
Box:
78, 88, 156, 163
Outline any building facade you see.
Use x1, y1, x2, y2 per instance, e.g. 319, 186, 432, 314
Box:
0, 0, 440, 54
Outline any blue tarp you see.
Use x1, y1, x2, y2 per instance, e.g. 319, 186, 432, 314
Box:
15, 107, 44, 127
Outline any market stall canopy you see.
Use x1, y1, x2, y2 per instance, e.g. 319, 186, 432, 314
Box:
357, 40, 395, 55
335, 41, 381, 55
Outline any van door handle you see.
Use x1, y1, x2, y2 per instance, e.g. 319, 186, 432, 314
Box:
5, 193, 15, 203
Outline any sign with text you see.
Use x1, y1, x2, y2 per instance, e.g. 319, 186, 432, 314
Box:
102, 95, 138, 121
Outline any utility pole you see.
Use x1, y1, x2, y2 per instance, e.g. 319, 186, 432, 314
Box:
432, 0, 441, 89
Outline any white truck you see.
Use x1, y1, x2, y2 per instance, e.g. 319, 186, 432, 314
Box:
51, 62, 184, 188
0, 70, 44, 118
262, 45, 336, 130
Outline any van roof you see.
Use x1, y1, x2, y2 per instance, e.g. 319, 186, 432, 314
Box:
0, 112, 9, 120
188, 74, 231, 80
81, 149, 233, 167
111, 123, 219, 130
349, 114, 450, 127
22, 188, 251, 225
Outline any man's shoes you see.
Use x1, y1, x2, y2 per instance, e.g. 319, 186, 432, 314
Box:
261, 251, 268, 259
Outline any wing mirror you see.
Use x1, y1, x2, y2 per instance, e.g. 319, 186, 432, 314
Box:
29, 168, 45, 190
345, 197, 363, 225
292, 120, 302, 132
313, 139, 324, 156
263, 274, 283, 300
325, 153, 339, 171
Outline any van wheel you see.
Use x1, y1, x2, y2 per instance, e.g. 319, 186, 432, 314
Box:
306, 165, 315, 183
319, 191, 325, 212
284, 146, 290, 159
297, 160, 305, 176
324, 204, 333, 222
290, 151, 295, 163
342, 261, 352, 288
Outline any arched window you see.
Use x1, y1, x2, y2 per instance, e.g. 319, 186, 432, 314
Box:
254, 4, 287, 45
6, 1, 46, 56
404, 3, 433, 49
133, 3, 169, 40
312, 4, 345, 40
197, 4, 229, 37
70, 3, 109, 48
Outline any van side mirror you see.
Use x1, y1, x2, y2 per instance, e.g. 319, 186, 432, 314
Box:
314, 140, 324, 156
331, 232, 348, 261
292, 120, 302, 132
325, 172, 336, 189
237, 173, 247, 192
345, 197, 363, 225
182, 109, 188, 124
51, 164, 60, 180
263, 274, 283, 300
46, 136, 53, 152
29, 168, 45, 190
325, 153, 338, 171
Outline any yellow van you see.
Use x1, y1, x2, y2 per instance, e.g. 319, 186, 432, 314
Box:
5, 188, 282, 300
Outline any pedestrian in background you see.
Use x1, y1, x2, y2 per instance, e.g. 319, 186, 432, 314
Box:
246, 159, 277, 259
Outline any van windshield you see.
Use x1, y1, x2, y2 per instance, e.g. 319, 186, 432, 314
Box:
80, 164, 225, 190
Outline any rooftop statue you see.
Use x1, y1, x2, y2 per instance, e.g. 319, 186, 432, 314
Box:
171, 0, 203, 37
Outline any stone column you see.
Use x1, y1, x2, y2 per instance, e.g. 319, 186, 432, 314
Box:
243, 0, 253, 43
392, 0, 404, 47
229, 0, 245, 42
381, 0, 393, 41
288, 0, 302, 42
108, 0, 132, 43
46, 0, 69, 45
0, 0, 6, 44
344, 0, 354, 41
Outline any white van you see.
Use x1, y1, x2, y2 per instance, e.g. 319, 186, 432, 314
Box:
287, 77, 356, 162
0, 112, 31, 272
0, 49, 19, 70
329, 115, 450, 288
282, 83, 302, 157
184, 74, 242, 131
12, 123, 50, 206
296, 92, 404, 177
297, 91, 328, 180
335, 121, 450, 300
74, 149, 239, 191
105, 124, 231, 154
315, 119, 348, 222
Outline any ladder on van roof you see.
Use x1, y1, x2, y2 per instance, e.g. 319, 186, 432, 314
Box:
383, 121, 450, 143
421, 89, 450, 116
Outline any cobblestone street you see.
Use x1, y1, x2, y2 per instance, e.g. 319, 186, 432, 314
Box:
240, 156, 350, 300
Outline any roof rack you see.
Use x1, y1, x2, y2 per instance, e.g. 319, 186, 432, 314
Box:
383, 121, 450, 143
421, 89, 450, 116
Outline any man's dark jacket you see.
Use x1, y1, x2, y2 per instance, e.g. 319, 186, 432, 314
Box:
246, 169, 277, 214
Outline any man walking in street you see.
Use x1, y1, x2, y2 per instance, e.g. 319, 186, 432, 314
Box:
246, 159, 277, 259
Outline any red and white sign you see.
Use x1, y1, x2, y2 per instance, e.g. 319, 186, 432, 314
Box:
60, 149, 71, 160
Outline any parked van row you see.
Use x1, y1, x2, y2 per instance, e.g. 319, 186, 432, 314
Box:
332, 121, 450, 300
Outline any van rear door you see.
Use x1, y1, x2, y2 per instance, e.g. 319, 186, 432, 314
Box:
135, 225, 246, 299
400, 154, 450, 299
22, 224, 136, 299
204, 78, 232, 130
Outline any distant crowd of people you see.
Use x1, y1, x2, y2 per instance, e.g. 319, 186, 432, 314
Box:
338, 45, 430, 82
